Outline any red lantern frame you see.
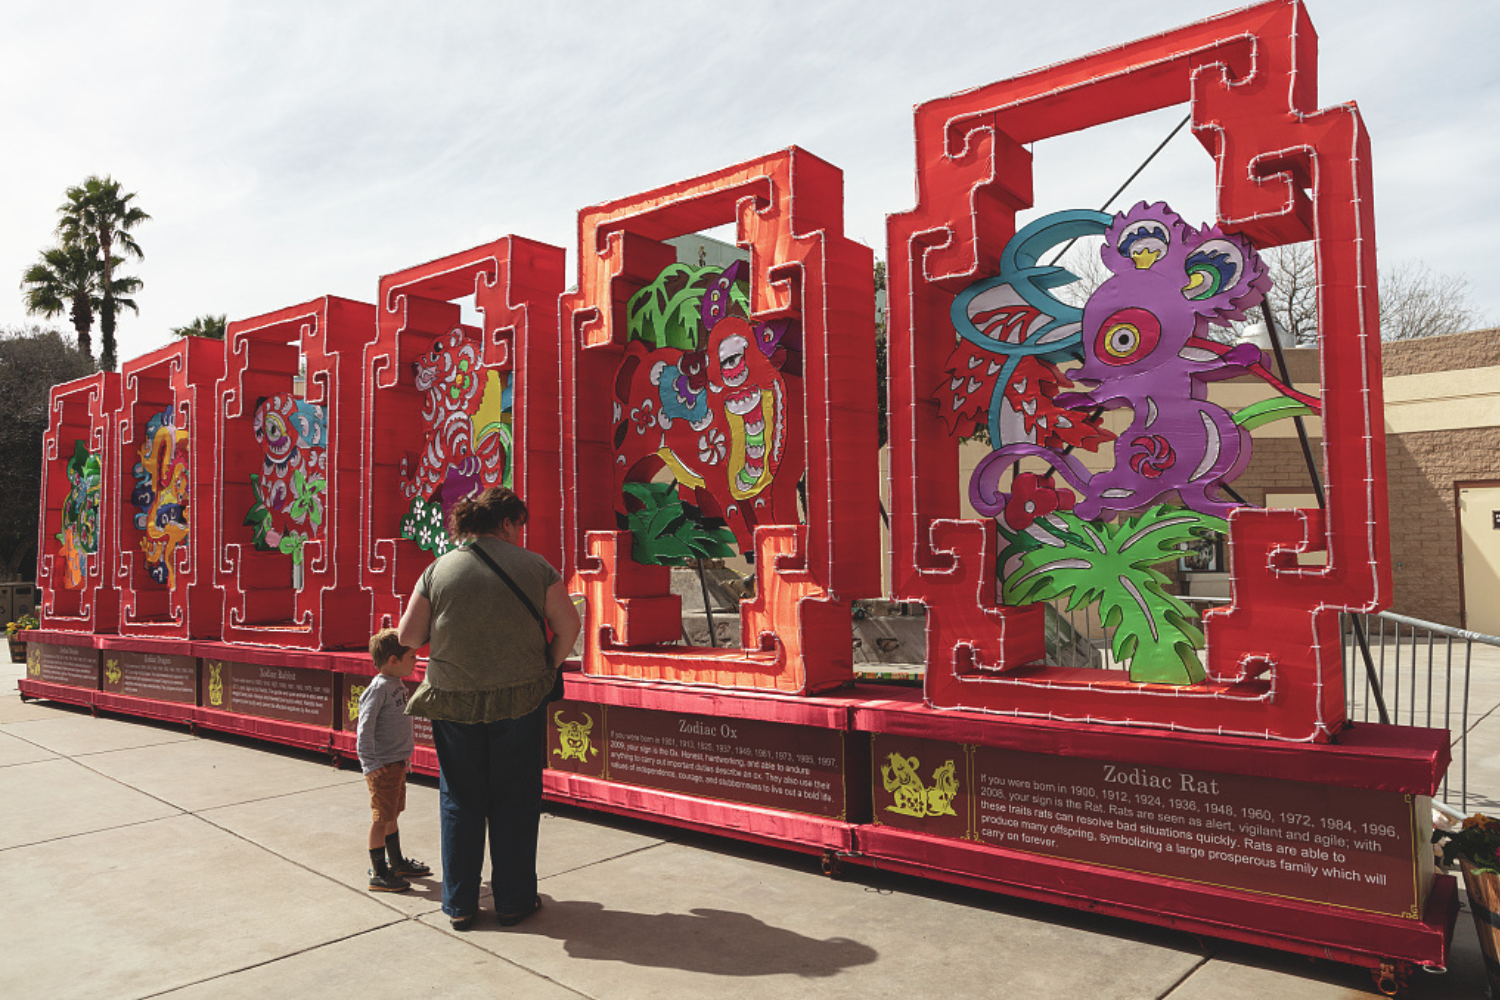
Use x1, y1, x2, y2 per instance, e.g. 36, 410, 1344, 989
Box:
886, 0, 1386, 741
562, 148, 881, 695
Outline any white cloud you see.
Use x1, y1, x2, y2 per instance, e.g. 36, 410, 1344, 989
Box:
2, 0, 1496, 361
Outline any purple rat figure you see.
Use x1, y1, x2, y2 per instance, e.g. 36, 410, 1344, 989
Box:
971, 202, 1272, 522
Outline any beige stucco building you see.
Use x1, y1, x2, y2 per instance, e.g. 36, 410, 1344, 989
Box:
876, 327, 1500, 633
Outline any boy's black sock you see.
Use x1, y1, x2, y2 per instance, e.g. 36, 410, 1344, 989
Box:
370, 847, 390, 876
385, 831, 405, 864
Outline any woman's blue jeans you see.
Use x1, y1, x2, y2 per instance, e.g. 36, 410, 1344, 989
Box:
431, 704, 546, 919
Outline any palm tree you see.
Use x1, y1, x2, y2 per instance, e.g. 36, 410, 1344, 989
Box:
20, 244, 98, 360
58, 176, 149, 371
101, 261, 142, 340
170, 314, 227, 339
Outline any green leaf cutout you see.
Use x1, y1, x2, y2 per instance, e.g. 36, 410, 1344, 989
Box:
1233, 396, 1316, 431
1000, 505, 1227, 685
623, 480, 738, 566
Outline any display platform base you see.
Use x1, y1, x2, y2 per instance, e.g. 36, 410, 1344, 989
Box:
14, 632, 1456, 975
857, 822, 1457, 972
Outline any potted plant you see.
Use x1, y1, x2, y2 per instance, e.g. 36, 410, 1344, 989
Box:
6, 613, 36, 663
1434, 812, 1500, 991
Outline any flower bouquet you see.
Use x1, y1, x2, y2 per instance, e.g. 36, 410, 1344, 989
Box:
1435, 813, 1500, 989
6, 613, 37, 663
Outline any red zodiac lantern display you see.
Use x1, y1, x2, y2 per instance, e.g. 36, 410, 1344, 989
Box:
114, 338, 225, 638
886, 0, 1387, 742
362, 237, 566, 625
15, 4, 1457, 982
37, 373, 121, 633
562, 148, 881, 695
214, 297, 377, 649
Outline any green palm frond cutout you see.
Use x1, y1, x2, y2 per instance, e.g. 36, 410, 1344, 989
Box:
624, 481, 738, 565
625, 263, 750, 349
999, 505, 1227, 685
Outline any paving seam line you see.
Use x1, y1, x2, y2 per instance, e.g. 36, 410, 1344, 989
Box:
0, 811, 184, 854
1156, 950, 1214, 998
133, 917, 407, 999
537, 837, 677, 882
442, 926, 600, 1000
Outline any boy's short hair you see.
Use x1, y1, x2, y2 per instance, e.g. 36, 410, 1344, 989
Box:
369, 628, 409, 667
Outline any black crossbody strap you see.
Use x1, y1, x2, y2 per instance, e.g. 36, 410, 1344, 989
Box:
467, 543, 547, 640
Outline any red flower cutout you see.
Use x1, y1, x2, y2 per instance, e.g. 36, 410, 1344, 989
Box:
1004, 472, 1076, 530
1128, 434, 1176, 479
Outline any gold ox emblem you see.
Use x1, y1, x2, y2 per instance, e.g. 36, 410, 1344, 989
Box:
552, 711, 597, 763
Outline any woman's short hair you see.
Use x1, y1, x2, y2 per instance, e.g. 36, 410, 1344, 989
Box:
448, 486, 529, 540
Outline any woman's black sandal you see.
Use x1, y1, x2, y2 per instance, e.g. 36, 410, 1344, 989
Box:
495, 895, 541, 927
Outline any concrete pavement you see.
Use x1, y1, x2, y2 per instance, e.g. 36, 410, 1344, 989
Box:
2, 650, 1493, 999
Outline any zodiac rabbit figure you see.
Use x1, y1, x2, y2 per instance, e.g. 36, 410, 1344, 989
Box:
971, 202, 1272, 521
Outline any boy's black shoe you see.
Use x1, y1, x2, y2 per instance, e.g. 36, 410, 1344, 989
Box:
391, 855, 431, 878
368, 870, 411, 893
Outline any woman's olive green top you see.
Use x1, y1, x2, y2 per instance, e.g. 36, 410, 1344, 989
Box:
405, 536, 561, 724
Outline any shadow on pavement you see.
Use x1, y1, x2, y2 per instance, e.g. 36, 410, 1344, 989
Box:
495, 895, 878, 977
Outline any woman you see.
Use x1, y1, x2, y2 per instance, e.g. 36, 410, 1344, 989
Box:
398, 487, 581, 930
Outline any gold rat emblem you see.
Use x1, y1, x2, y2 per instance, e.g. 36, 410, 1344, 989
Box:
347, 684, 366, 725
104, 657, 122, 685
881, 752, 959, 818
27, 647, 41, 677
552, 711, 597, 763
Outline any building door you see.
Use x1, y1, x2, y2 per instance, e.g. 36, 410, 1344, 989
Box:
1458, 483, 1500, 635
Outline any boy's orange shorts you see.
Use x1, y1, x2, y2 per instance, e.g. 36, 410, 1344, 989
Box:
365, 761, 407, 824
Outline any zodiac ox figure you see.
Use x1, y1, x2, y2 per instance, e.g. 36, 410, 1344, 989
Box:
613, 260, 803, 561
964, 202, 1315, 522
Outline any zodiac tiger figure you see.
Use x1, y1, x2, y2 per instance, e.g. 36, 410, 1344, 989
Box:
402, 329, 509, 513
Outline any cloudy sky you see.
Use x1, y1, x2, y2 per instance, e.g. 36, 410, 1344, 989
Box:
2, 0, 1495, 364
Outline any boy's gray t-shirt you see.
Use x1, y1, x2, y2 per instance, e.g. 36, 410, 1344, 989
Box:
412, 536, 562, 710
356, 673, 414, 774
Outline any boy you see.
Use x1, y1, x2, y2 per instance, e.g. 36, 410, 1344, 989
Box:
359, 628, 431, 891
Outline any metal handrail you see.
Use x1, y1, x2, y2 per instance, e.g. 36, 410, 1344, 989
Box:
1059, 595, 1488, 811
1370, 610, 1500, 648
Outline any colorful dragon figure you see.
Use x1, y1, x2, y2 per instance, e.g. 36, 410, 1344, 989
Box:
614, 260, 803, 559
398, 328, 511, 555
55, 440, 102, 590
130, 407, 190, 586
245, 393, 328, 566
